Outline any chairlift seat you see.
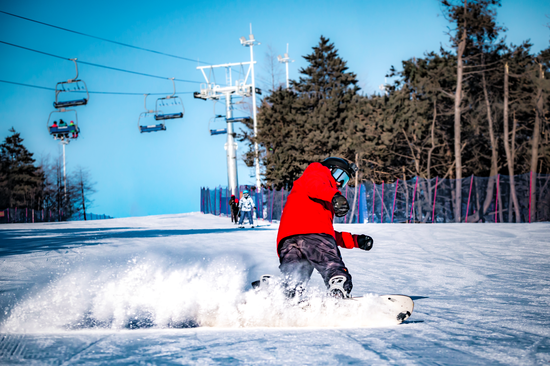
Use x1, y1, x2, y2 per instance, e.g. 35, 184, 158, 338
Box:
210, 128, 227, 135
226, 117, 252, 123
154, 112, 184, 121
54, 99, 88, 109
139, 124, 166, 133
49, 125, 78, 135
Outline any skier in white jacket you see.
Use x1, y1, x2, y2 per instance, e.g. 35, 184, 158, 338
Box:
238, 190, 256, 228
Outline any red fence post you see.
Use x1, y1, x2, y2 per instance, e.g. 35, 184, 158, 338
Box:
466, 175, 474, 223
432, 177, 439, 224
495, 174, 500, 223
270, 188, 274, 222
258, 187, 262, 221
357, 183, 361, 223
529, 171, 533, 223
391, 180, 399, 223
371, 184, 376, 223
281, 189, 284, 219
409, 177, 418, 223
381, 183, 384, 223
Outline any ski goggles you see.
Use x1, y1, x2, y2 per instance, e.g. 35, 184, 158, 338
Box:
330, 168, 351, 187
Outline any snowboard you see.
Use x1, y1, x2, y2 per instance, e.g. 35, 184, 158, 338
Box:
343, 294, 414, 324
251, 275, 414, 324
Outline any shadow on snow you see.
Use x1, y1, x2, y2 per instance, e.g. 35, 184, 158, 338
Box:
0, 227, 269, 257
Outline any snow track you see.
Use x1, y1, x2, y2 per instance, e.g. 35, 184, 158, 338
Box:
0, 213, 549, 364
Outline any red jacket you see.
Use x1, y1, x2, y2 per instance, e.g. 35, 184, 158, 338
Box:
277, 162, 362, 252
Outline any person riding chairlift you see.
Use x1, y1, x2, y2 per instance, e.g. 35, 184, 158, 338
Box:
69, 120, 78, 138
51, 120, 58, 139
58, 119, 69, 139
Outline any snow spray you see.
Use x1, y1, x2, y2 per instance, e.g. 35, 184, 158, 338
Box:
2, 257, 400, 332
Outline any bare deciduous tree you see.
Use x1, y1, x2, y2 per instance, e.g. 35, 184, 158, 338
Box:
261, 43, 285, 92
71, 166, 96, 220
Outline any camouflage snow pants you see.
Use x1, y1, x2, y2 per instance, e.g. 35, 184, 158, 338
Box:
278, 233, 352, 293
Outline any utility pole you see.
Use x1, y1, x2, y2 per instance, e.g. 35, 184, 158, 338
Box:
225, 91, 238, 193
60, 139, 69, 201
278, 43, 294, 89
240, 25, 262, 190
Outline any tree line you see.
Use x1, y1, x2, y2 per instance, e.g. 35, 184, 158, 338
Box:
0, 128, 96, 221
240, 0, 549, 222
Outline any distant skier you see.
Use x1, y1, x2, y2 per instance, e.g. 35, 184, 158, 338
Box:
276, 157, 373, 299
229, 195, 239, 224
238, 190, 256, 228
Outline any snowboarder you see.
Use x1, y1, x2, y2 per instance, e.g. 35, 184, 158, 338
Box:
238, 190, 256, 228
229, 195, 240, 224
276, 157, 374, 299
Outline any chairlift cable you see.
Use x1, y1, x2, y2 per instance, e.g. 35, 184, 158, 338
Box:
0, 40, 201, 84
0, 79, 193, 95
0, 10, 212, 65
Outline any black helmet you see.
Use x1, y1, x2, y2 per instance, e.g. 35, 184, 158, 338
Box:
320, 157, 358, 187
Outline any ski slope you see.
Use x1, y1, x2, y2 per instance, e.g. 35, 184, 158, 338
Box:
0, 213, 549, 365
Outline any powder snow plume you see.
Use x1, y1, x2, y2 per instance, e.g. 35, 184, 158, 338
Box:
2, 256, 398, 333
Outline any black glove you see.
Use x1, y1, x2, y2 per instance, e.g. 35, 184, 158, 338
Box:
332, 193, 349, 217
357, 235, 373, 251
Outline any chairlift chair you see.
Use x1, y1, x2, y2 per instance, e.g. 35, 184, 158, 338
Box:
53, 59, 90, 109
154, 78, 184, 121
138, 94, 166, 133
47, 108, 80, 140
140, 123, 167, 133
208, 114, 226, 135
226, 117, 252, 124
210, 128, 227, 135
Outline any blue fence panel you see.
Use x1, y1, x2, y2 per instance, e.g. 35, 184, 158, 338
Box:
201, 173, 550, 223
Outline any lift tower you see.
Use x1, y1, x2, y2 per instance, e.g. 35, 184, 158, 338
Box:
240, 30, 261, 190
277, 43, 294, 89
195, 62, 257, 196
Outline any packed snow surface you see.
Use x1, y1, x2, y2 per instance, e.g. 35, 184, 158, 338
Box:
0, 213, 549, 364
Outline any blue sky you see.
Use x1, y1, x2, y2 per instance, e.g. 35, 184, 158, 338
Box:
1, 0, 548, 218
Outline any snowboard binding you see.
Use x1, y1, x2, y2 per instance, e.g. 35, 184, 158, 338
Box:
251, 274, 274, 290
328, 275, 351, 299
252, 275, 309, 306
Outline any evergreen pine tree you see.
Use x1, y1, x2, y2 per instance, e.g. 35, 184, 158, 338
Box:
250, 23, 548, 196
0, 128, 44, 209
256, 36, 360, 188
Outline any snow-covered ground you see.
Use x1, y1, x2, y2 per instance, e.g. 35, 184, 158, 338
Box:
0, 213, 549, 365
